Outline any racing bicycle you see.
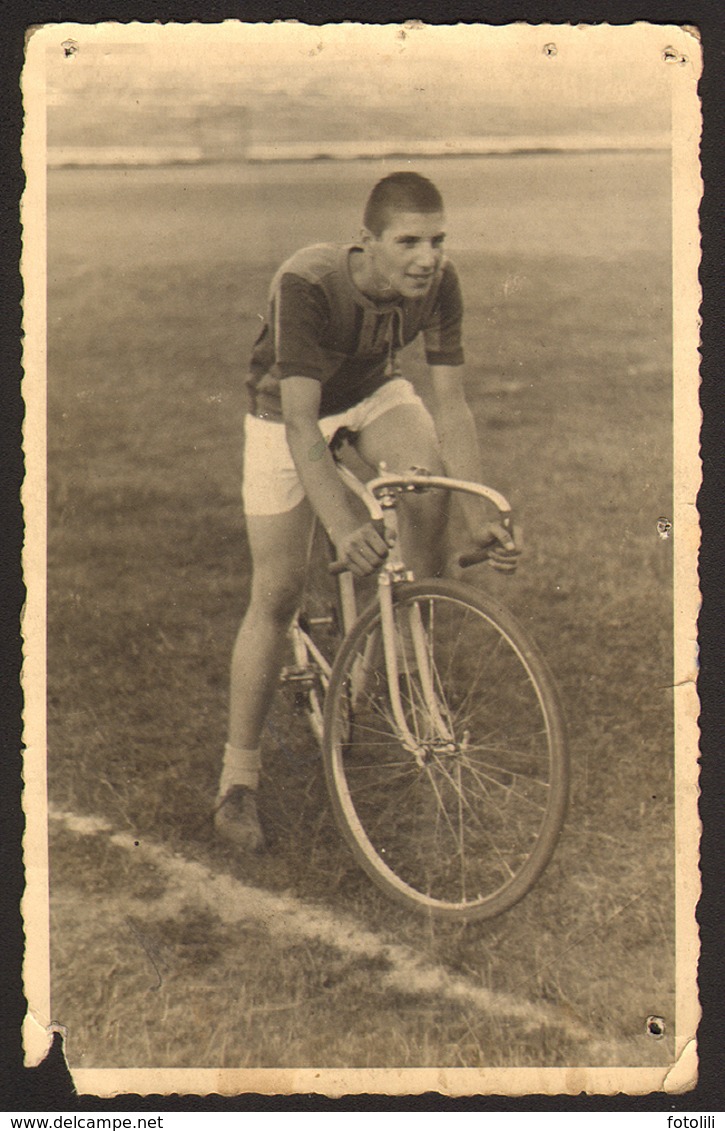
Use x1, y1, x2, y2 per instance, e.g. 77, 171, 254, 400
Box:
280, 457, 569, 921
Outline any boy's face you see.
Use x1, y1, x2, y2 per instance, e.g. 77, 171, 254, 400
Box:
363, 210, 446, 300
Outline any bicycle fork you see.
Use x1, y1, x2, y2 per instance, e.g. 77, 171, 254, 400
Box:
377, 571, 454, 766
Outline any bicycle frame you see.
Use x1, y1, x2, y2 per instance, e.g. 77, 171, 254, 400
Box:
350, 466, 512, 763
282, 521, 338, 742
284, 464, 513, 764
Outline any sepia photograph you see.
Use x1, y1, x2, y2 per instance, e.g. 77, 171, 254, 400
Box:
21, 21, 701, 1096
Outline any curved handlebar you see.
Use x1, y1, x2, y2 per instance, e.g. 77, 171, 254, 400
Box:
366, 472, 512, 520
458, 538, 502, 569
328, 468, 514, 575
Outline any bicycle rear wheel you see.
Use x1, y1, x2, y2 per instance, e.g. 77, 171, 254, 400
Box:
322, 579, 568, 920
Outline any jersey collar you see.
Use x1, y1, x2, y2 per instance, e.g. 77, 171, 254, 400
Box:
340, 243, 404, 312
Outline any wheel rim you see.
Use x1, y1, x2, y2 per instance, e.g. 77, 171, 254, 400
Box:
325, 585, 567, 917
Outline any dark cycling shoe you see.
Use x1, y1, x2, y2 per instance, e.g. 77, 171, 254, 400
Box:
214, 786, 265, 852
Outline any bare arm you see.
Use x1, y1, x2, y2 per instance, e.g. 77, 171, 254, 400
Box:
429, 366, 484, 501
281, 377, 388, 577
429, 365, 520, 568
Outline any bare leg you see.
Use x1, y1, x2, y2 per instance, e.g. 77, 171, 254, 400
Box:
216, 499, 313, 850
355, 402, 448, 579
228, 499, 313, 750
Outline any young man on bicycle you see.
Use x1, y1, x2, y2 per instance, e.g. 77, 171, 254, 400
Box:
215, 171, 520, 850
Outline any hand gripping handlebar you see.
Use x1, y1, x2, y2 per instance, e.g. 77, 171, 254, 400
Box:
328, 467, 513, 575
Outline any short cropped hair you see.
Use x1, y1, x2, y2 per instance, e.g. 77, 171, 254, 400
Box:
363, 172, 444, 236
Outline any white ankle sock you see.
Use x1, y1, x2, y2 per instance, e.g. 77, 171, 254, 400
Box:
219, 743, 261, 796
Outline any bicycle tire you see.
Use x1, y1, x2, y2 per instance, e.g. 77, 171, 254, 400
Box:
322, 579, 569, 921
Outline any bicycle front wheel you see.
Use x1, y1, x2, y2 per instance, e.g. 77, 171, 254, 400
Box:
322, 580, 568, 920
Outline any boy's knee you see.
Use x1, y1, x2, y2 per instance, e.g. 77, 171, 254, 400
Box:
422, 447, 445, 476
250, 576, 303, 627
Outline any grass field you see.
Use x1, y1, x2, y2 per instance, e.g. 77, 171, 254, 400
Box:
45, 153, 676, 1073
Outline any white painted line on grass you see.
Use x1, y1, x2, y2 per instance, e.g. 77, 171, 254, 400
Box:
50, 806, 592, 1043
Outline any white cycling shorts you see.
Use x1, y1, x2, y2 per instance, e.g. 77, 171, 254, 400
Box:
242, 378, 425, 516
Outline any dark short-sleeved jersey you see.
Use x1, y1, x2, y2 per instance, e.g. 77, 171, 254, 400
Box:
246, 242, 465, 421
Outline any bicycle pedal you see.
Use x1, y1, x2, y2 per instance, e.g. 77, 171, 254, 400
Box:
280, 664, 316, 688
298, 607, 339, 636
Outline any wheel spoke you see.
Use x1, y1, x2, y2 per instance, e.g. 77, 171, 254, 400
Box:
430, 759, 521, 876
463, 750, 552, 792
455, 754, 550, 815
